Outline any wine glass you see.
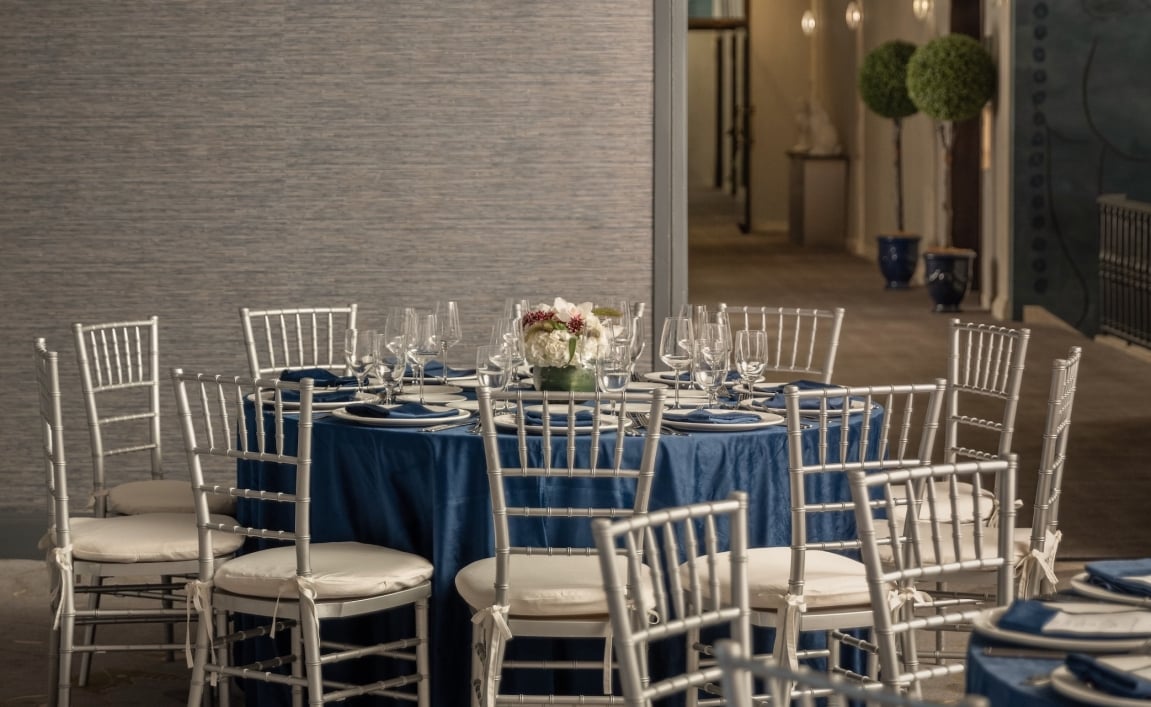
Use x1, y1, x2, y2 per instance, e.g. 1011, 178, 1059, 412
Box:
435, 300, 463, 384
343, 328, 377, 400
658, 316, 694, 408
697, 321, 732, 399
408, 313, 441, 404
372, 332, 406, 404
490, 316, 525, 384
383, 306, 414, 394
595, 341, 632, 415
734, 329, 768, 401
691, 338, 729, 409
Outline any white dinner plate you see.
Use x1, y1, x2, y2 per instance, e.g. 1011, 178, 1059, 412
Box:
626, 380, 667, 392
395, 384, 463, 396
660, 409, 785, 432
971, 607, 1151, 653
730, 381, 790, 395
396, 393, 468, 404
794, 399, 869, 416
445, 399, 480, 412
251, 389, 380, 411
1050, 664, 1151, 707
1070, 573, 1151, 608
447, 377, 482, 389
492, 412, 629, 435
330, 405, 470, 427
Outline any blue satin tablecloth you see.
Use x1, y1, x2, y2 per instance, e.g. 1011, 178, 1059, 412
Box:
237, 405, 879, 706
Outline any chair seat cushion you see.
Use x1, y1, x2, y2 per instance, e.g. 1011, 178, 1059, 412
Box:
108, 478, 236, 515
70, 513, 243, 562
455, 555, 652, 618
875, 523, 1030, 565
214, 541, 433, 600
688, 547, 872, 610
888, 481, 1004, 523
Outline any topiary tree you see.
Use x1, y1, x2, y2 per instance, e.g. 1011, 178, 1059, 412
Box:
859, 40, 918, 234
906, 33, 996, 248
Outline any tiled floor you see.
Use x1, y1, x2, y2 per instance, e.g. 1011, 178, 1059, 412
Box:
5, 189, 1148, 704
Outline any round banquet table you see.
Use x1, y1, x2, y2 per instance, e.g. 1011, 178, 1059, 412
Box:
236, 400, 882, 707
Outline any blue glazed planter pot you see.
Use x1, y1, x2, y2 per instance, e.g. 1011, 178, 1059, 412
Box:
923, 250, 976, 313
877, 234, 921, 289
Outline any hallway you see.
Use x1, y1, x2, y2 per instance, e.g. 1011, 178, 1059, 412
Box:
688, 188, 1151, 560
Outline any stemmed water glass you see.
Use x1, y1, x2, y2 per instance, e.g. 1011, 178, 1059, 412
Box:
595, 341, 632, 415
344, 328, 377, 400
435, 300, 462, 384
475, 345, 512, 411
490, 316, 525, 386
734, 329, 768, 401
407, 313, 441, 404
383, 306, 414, 394
691, 336, 729, 409
659, 316, 694, 408
372, 332, 406, 404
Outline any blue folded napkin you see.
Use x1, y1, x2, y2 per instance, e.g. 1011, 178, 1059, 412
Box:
660, 370, 740, 383
757, 380, 848, 410
279, 368, 358, 388
997, 600, 1151, 639
522, 408, 597, 428
1067, 653, 1151, 699
345, 403, 457, 419
407, 361, 477, 378
281, 388, 360, 403
663, 409, 762, 424
1086, 559, 1151, 598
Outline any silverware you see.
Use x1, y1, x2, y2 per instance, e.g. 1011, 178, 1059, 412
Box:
422, 418, 475, 433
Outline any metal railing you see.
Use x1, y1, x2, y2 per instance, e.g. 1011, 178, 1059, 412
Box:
1099, 193, 1151, 347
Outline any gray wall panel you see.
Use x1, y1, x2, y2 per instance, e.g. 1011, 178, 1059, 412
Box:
0, 1, 655, 511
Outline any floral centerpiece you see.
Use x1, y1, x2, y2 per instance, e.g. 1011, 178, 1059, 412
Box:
521, 297, 617, 391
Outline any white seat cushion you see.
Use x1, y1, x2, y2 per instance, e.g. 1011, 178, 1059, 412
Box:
108, 478, 236, 515
688, 547, 872, 610
455, 555, 652, 618
70, 513, 243, 562
875, 522, 1030, 565
214, 541, 433, 600
888, 481, 1004, 523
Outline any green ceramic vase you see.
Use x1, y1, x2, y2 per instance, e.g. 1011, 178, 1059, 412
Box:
532, 365, 596, 392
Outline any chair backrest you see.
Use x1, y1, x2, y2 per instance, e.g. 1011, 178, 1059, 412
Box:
1021, 346, 1082, 597
475, 386, 664, 607
945, 319, 1030, 463
848, 457, 1017, 695
783, 380, 947, 599
593, 492, 750, 707
73, 316, 163, 516
171, 370, 314, 579
719, 305, 845, 383
714, 639, 988, 707
34, 338, 72, 547
240, 305, 358, 379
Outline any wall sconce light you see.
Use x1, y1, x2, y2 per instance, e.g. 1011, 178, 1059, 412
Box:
913, 0, 933, 20
801, 10, 817, 35
845, 2, 862, 29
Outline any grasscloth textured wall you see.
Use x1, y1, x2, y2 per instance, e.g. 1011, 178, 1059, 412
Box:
0, 2, 655, 510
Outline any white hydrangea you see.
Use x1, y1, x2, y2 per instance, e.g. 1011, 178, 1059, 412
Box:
522, 297, 610, 368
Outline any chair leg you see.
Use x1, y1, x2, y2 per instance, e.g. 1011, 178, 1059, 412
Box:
162, 574, 176, 662
186, 613, 211, 707
416, 598, 430, 707
685, 627, 700, 707
290, 624, 304, 707
469, 620, 483, 707
299, 604, 324, 707
215, 609, 232, 707
58, 584, 77, 707
76, 576, 102, 687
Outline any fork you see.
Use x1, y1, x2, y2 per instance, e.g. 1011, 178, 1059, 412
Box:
631, 412, 687, 436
